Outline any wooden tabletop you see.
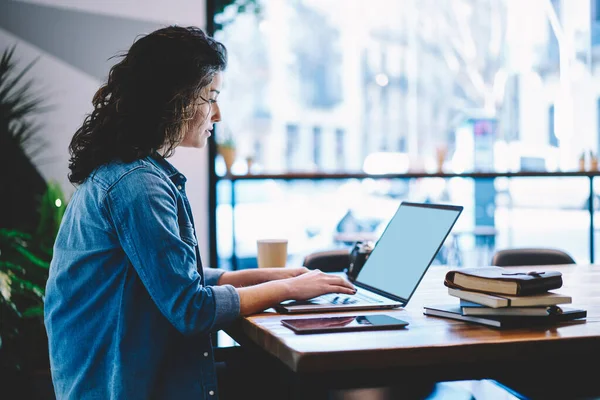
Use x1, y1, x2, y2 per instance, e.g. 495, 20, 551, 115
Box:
226, 264, 600, 377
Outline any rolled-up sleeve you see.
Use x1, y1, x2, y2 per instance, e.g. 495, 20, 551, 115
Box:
203, 267, 226, 286
105, 167, 240, 335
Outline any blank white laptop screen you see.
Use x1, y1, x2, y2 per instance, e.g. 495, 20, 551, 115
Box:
357, 203, 462, 302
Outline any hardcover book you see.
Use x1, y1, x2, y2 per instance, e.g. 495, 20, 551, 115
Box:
423, 305, 586, 328
448, 287, 572, 308
459, 301, 561, 316
444, 267, 563, 296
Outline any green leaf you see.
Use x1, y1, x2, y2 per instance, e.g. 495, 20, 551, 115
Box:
21, 305, 44, 318
12, 246, 49, 269
7, 275, 45, 299
0, 296, 23, 318
0, 229, 31, 241
0, 44, 54, 373
0, 261, 25, 274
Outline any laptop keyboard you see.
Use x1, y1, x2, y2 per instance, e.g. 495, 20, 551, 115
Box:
317, 291, 384, 305
278, 290, 385, 307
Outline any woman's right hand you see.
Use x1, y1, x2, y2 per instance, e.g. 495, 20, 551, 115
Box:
284, 269, 356, 301
236, 269, 356, 316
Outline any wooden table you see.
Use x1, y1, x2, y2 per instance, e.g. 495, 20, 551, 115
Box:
225, 264, 600, 399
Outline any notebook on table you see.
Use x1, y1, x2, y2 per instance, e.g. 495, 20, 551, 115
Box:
423, 304, 587, 328
275, 202, 463, 314
447, 287, 572, 308
444, 267, 564, 296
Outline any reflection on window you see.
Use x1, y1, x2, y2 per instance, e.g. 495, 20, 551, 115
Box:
549, 104, 558, 147
286, 123, 298, 170
592, 0, 600, 53
312, 126, 321, 167
335, 128, 345, 169
291, 3, 343, 109
546, 0, 560, 66
253, 139, 262, 164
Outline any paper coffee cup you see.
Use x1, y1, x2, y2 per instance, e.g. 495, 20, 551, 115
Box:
257, 239, 288, 268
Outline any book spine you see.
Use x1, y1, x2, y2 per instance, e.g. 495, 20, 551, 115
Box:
454, 292, 507, 308
517, 277, 563, 295
462, 308, 550, 316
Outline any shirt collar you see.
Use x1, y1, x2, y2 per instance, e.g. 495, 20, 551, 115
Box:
148, 151, 187, 184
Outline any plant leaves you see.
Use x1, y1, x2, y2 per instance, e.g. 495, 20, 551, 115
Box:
12, 245, 50, 269
0, 296, 23, 318
21, 305, 44, 318
6, 274, 45, 299
0, 229, 31, 240
0, 261, 25, 274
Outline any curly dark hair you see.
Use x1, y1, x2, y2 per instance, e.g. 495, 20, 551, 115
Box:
68, 25, 227, 184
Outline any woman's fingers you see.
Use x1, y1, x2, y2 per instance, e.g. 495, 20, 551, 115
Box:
287, 269, 357, 299
329, 285, 357, 295
325, 275, 356, 290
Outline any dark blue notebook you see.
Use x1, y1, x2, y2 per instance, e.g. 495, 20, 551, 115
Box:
423, 305, 586, 328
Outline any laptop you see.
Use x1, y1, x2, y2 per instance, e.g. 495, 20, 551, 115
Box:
275, 202, 463, 313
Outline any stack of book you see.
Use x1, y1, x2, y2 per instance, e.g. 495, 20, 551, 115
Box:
423, 267, 587, 328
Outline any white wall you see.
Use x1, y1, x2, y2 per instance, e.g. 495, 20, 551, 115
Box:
0, 27, 97, 196
19, 0, 206, 25
0, 0, 212, 264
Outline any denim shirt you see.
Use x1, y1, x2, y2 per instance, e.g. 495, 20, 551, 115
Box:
44, 153, 240, 399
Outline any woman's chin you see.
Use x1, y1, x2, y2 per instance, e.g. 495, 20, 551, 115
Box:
179, 137, 208, 149
197, 136, 209, 148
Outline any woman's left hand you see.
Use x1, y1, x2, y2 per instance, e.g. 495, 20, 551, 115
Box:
268, 267, 310, 281
217, 266, 310, 287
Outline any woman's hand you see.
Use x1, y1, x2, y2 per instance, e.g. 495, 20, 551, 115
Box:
218, 267, 309, 287
284, 269, 356, 301
236, 269, 356, 315
269, 267, 310, 280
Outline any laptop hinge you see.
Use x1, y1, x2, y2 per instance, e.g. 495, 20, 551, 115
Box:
355, 281, 406, 304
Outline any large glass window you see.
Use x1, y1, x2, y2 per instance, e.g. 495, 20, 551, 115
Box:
215, 0, 598, 174
212, 0, 600, 270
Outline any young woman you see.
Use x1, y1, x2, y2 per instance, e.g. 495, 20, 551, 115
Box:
44, 25, 355, 399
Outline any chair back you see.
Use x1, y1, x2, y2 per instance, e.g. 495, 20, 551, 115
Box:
302, 249, 351, 273
491, 248, 575, 267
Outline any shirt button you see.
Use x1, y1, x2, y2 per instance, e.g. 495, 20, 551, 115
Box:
209, 390, 215, 396
203, 352, 209, 357
177, 185, 182, 190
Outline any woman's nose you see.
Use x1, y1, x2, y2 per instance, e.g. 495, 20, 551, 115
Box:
211, 103, 221, 123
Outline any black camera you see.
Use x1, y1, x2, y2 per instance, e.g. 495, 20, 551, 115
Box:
347, 241, 374, 281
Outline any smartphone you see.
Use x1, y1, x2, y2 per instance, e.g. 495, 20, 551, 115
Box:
281, 314, 409, 334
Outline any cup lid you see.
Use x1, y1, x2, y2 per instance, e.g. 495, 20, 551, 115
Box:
257, 239, 288, 243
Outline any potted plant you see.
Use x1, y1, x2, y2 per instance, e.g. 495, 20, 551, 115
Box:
0, 45, 64, 397
0, 182, 66, 397
217, 135, 237, 174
